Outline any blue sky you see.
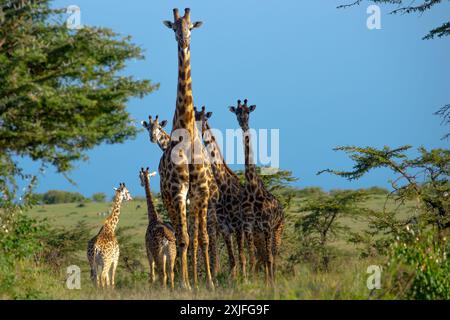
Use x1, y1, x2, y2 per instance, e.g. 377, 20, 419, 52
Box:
23, 0, 449, 197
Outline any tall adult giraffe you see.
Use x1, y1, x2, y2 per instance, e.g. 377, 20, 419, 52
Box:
142, 114, 220, 282
229, 99, 285, 285
159, 8, 215, 289
194, 106, 251, 278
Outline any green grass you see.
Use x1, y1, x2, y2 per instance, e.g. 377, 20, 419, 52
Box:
17, 196, 411, 300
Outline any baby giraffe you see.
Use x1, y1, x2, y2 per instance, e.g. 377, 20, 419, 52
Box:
139, 167, 177, 289
87, 183, 132, 288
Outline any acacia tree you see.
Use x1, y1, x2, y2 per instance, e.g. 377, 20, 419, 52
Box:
320, 146, 449, 239
0, 0, 158, 200
294, 190, 369, 270
338, 0, 449, 40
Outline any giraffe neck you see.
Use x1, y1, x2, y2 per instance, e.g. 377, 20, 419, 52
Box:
172, 44, 195, 139
157, 129, 171, 151
243, 130, 261, 192
204, 122, 240, 182
143, 177, 159, 223
104, 193, 123, 232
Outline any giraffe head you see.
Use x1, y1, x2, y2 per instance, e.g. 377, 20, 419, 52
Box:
114, 183, 132, 201
141, 115, 168, 144
229, 99, 256, 131
163, 8, 202, 49
194, 106, 212, 135
139, 167, 157, 187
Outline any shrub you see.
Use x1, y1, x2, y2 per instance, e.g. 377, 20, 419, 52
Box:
40, 190, 86, 204
385, 226, 449, 299
92, 192, 107, 202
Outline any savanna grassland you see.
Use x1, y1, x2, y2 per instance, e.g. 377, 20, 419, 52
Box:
12, 193, 413, 300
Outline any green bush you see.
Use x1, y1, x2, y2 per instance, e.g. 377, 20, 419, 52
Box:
40, 190, 86, 204
385, 226, 449, 299
363, 186, 390, 195
92, 192, 107, 202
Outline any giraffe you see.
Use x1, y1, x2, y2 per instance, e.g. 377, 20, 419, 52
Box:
139, 167, 177, 289
141, 115, 170, 151
87, 183, 132, 288
194, 106, 251, 278
229, 99, 285, 285
142, 115, 220, 281
159, 8, 215, 289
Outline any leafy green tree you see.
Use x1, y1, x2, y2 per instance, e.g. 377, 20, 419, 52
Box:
320, 146, 449, 238
435, 104, 450, 139
293, 190, 369, 270
338, 0, 449, 40
0, 0, 158, 200
91, 192, 106, 203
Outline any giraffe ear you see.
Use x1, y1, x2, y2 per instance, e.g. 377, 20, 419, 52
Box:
229, 106, 236, 113
160, 120, 168, 128
141, 121, 148, 128
206, 112, 213, 119
163, 21, 174, 29
113, 187, 118, 191
249, 105, 256, 112
191, 21, 203, 29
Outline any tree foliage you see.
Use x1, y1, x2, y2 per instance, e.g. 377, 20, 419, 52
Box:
293, 190, 369, 270
435, 104, 450, 139
0, 0, 158, 198
337, 0, 449, 40
35, 189, 86, 204
320, 145, 450, 236
91, 192, 106, 203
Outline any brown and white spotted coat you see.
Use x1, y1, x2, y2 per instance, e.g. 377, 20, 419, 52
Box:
194, 106, 251, 278
140, 167, 177, 289
159, 8, 215, 289
142, 115, 220, 280
229, 99, 285, 285
87, 183, 132, 288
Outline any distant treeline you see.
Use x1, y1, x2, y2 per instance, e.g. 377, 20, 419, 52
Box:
32, 190, 107, 204
33, 186, 389, 205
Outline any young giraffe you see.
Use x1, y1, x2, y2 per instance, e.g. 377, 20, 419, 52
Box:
139, 167, 177, 289
159, 8, 215, 289
194, 106, 251, 278
87, 183, 132, 288
229, 99, 285, 285
142, 115, 220, 281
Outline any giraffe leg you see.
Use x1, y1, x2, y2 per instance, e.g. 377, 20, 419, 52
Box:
207, 208, 219, 282
245, 228, 256, 274
223, 232, 237, 279
147, 248, 155, 283
101, 260, 112, 288
169, 249, 176, 290
236, 228, 247, 279
272, 223, 284, 282
173, 195, 190, 290
197, 203, 214, 290
88, 250, 98, 287
111, 252, 119, 288
192, 213, 199, 288
263, 231, 274, 287
161, 254, 168, 289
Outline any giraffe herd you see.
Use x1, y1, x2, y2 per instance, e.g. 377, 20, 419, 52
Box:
86, 8, 285, 290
